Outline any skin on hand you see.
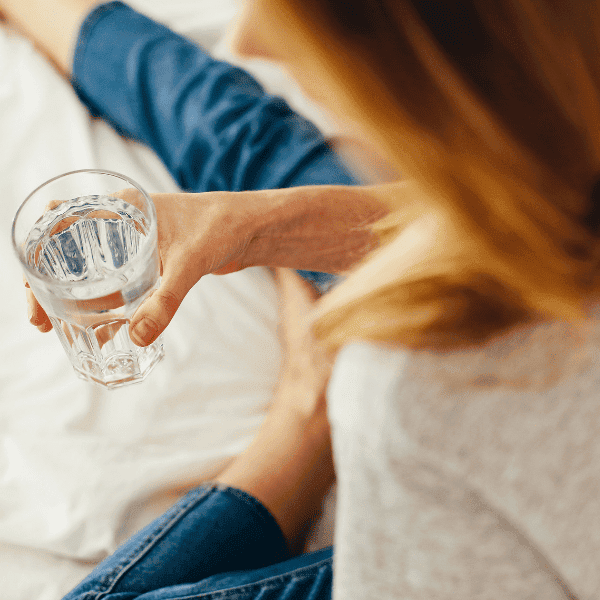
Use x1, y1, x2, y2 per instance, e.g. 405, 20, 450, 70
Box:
127, 190, 261, 346
24, 199, 66, 333
25, 277, 52, 332
274, 267, 333, 417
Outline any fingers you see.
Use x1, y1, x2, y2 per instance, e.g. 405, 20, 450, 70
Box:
21, 200, 58, 333
275, 268, 320, 343
129, 285, 183, 347
275, 269, 331, 367
274, 269, 332, 417
276, 268, 321, 303
24, 280, 53, 332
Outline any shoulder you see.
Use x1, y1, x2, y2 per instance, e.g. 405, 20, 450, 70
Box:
327, 310, 600, 429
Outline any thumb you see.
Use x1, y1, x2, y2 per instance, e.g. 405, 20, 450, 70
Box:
129, 282, 184, 347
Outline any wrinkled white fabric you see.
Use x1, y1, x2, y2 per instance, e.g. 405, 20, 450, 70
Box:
0, 2, 334, 598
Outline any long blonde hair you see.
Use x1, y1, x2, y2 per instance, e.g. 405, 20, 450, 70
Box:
272, 0, 600, 350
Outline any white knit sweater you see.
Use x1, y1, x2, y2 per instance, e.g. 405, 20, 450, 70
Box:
328, 310, 600, 599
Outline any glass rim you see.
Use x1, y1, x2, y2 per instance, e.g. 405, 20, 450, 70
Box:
11, 168, 159, 290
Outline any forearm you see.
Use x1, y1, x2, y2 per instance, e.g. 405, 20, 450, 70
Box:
1, 0, 98, 74
244, 184, 390, 274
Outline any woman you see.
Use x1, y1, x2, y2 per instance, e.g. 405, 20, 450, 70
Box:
8, 0, 600, 598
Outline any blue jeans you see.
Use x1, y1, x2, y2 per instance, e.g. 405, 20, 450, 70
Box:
62, 485, 333, 600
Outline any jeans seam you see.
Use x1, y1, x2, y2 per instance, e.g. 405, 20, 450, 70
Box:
165, 558, 333, 600
88, 485, 218, 600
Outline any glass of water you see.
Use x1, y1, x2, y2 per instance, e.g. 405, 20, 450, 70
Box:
12, 169, 165, 389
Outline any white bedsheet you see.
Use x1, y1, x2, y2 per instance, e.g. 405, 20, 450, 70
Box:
0, 2, 334, 598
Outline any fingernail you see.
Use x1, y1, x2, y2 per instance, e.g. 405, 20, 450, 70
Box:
131, 318, 158, 346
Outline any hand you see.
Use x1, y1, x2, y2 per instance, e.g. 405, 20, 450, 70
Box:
128, 190, 264, 346
25, 189, 263, 340
274, 268, 333, 419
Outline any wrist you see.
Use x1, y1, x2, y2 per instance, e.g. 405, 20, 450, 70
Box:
243, 185, 388, 273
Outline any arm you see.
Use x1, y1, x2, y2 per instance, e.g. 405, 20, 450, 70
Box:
26, 180, 390, 344
128, 184, 388, 346
0, 0, 95, 74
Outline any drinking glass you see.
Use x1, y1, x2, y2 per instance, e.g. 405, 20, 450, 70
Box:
12, 169, 165, 388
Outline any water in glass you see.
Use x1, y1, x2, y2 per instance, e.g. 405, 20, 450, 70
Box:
24, 194, 164, 388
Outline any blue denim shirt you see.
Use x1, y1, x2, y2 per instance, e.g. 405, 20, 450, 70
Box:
71, 2, 357, 292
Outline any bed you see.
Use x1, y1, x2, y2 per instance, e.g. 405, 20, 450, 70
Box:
0, 2, 335, 597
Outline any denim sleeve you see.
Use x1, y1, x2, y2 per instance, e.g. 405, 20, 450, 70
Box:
71, 2, 356, 192
71, 2, 355, 291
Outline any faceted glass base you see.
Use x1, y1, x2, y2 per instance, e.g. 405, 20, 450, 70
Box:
51, 316, 165, 389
